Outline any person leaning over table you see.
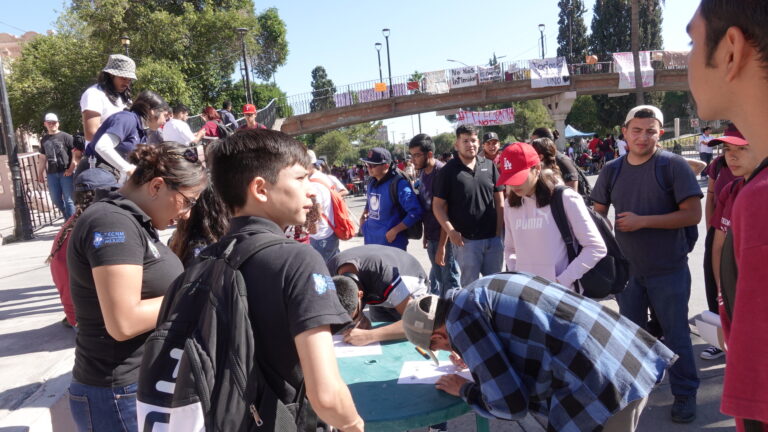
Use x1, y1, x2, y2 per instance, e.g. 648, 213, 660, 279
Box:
402, 272, 677, 432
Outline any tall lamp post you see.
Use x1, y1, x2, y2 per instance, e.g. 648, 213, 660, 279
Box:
447, 59, 470, 67
236, 27, 253, 105
375, 42, 383, 83
120, 35, 130, 57
382, 28, 393, 98
538, 24, 546, 59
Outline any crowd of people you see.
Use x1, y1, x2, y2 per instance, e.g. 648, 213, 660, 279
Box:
29, 2, 768, 431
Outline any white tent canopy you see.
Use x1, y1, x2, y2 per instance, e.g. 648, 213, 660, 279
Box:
564, 124, 596, 138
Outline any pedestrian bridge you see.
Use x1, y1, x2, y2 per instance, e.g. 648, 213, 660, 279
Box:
279, 61, 689, 136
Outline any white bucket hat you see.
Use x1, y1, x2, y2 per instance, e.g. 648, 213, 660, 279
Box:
102, 54, 137, 80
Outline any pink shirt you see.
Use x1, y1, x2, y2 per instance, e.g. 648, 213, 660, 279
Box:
503, 187, 607, 290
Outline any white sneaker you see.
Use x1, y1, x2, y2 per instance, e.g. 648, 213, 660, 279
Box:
700, 346, 725, 360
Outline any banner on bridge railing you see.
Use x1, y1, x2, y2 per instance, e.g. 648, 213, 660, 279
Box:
478, 65, 502, 84
612, 51, 654, 89
529, 57, 570, 88
449, 66, 478, 89
456, 107, 515, 126
424, 70, 449, 94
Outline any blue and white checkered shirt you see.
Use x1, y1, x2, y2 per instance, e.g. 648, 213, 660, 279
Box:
448, 273, 676, 431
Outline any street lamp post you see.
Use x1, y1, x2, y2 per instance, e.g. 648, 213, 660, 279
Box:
236, 28, 253, 105
375, 42, 383, 83
382, 28, 393, 98
120, 35, 130, 57
538, 24, 546, 59
447, 59, 470, 67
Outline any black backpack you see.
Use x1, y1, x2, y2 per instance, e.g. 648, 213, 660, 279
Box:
137, 233, 314, 432
42, 134, 69, 172
388, 169, 423, 240
550, 186, 630, 299
214, 120, 235, 138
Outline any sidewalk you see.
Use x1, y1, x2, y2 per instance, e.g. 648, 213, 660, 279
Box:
0, 179, 735, 431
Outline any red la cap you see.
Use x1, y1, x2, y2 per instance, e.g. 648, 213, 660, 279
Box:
497, 142, 540, 186
242, 104, 257, 114
708, 125, 748, 147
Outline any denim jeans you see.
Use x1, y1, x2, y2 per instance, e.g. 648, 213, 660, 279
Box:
616, 266, 699, 397
454, 236, 504, 287
426, 239, 461, 296
47, 172, 75, 219
69, 380, 138, 432
310, 233, 340, 263
699, 152, 713, 174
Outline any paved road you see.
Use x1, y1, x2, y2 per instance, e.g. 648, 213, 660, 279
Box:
0, 175, 735, 431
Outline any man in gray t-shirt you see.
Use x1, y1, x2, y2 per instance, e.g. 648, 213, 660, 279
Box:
590, 105, 703, 424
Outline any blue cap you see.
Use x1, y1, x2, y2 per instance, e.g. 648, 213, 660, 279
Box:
74, 168, 117, 192
360, 147, 392, 165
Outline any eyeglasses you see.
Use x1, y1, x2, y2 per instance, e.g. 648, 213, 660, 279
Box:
169, 185, 197, 211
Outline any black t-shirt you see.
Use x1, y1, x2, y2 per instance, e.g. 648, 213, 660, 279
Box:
555, 153, 579, 183
40, 132, 74, 173
228, 216, 350, 404
432, 156, 503, 240
68, 192, 183, 387
326, 245, 429, 308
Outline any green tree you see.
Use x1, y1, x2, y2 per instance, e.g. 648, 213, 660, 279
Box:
252, 7, 288, 82
219, 81, 293, 117
7, 0, 289, 133
309, 66, 336, 112
589, 0, 663, 129
433, 132, 457, 156
556, 0, 589, 65
314, 130, 356, 166
565, 95, 601, 134
661, 91, 693, 122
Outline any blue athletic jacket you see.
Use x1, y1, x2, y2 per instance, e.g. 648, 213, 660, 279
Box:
363, 170, 423, 250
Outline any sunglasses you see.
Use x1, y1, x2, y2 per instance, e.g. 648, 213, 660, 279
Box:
168, 148, 200, 164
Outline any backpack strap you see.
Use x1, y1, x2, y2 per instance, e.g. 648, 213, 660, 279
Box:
653, 149, 675, 193
605, 155, 625, 200
550, 186, 579, 263
389, 171, 407, 215
223, 234, 293, 269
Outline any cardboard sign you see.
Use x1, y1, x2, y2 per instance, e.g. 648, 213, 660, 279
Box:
529, 57, 571, 88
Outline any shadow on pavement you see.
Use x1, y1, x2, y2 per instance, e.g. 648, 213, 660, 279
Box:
0, 286, 61, 322
0, 321, 74, 359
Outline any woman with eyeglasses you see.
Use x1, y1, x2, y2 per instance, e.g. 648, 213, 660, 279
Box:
76, 90, 170, 185
67, 142, 206, 432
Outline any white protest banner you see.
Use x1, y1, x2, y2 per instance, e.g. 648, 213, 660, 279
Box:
478, 65, 502, 84
529, 57, 571, 88
424, 70, 449, 94
456, 107, 515, 126
449, 66, 478, 89
612, 51, 654, 89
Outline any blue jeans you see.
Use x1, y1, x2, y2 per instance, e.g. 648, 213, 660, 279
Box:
69, 380, 138, 432
699, 152, 713, 174
47, 172, 75, 219
454, 236, 504, 287
310, 233, 339, 263
616, 266, 699, 397
426, 239, 461, 297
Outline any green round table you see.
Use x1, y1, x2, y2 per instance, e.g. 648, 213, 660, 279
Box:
337, 336, 490, 432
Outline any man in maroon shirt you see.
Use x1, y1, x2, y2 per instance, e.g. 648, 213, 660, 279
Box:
687, 2, 768, 430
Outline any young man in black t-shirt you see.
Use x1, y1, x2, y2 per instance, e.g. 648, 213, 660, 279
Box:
37, 113, 76, 218
207, 130, 364, 432
327, 245, 429, 346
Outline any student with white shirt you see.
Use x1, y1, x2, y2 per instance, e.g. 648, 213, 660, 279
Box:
161, 104, 205, 146
616, 134, 628, 156
500, 142, 606, 290
80, 55, 135, 143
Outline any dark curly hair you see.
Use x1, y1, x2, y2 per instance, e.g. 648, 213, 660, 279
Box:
169, 184, 231, 266
127, 142, 206, 189
97, 71, 132, 107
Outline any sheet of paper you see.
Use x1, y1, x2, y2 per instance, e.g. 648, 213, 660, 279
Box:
397, 360, 473, 385
332, 335, 383, 358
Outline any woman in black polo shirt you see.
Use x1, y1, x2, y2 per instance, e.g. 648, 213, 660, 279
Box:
67, 142, 206, 432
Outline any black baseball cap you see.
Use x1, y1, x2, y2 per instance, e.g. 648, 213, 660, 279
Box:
360, 147, 392, 165
483, 132, 499, 143
74, 168, 117, 192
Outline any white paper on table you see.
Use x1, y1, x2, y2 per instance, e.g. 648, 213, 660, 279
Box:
397, 360, 473, 385
332, 335, 383, 358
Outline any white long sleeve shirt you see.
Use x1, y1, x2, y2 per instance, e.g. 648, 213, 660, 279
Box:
503, 187, 607, 290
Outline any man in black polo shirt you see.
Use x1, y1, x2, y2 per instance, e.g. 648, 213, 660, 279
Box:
328, 245, 429, 346
205, 130, 364, 431
433, 124, 504, 286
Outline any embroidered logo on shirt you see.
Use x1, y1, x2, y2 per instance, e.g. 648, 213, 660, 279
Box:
92, 231, 125, 248
312, 273, 335, 295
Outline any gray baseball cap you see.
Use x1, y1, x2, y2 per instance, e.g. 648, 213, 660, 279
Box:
402, 295, 441, 366
102, 54, 137, 80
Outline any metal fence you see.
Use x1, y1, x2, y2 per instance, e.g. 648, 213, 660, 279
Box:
187, 98, 279, 133
280, 58, 685, 117
17, 153, 63, 231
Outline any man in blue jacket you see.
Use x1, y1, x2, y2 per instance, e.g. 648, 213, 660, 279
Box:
360, 147, 423, 250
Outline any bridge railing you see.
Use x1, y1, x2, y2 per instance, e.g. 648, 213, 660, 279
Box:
282, 56, 683, 117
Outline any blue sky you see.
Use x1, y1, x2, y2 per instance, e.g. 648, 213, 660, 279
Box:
3, 0, 699, 139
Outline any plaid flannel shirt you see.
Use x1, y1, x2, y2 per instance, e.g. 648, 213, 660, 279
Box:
448, 272, 676, 431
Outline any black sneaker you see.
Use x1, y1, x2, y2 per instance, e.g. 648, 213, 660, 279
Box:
700, 346, 725, 360
671, 396, 696, 423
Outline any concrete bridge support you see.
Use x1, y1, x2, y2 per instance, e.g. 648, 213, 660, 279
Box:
542, 91, 577, 151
